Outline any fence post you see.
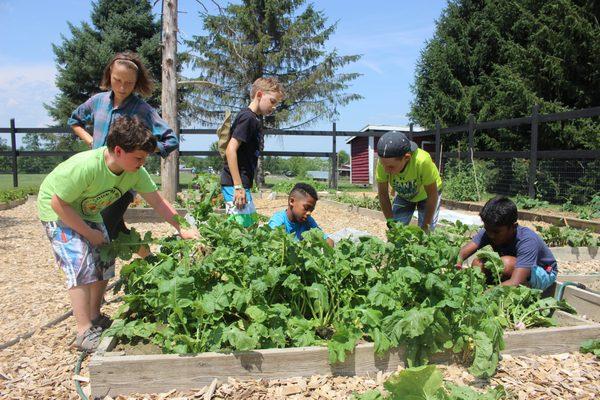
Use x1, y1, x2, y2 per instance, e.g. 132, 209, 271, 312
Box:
409, 123, 414, 141
330, 122, 337, 190
528, 104, 539, 198
435, 120, 441, 168
468, 114, 474, 153
10, 118, 18, 188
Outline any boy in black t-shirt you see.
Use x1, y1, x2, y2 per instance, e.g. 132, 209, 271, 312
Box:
221, 77, 284, 227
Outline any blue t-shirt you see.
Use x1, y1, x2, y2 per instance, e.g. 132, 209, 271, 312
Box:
268, 210, 327, 241
473, 225, 558, 273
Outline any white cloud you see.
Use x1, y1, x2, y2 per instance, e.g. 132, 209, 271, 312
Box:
360, 60, 384, 75
333, 25, 435, 54
0, 63, 58, 127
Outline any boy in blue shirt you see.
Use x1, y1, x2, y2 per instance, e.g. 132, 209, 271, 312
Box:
456, 196, 557, 290
268, 183, 334, 246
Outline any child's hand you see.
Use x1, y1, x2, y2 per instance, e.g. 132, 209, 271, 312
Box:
179, 228, 200, 240
234, 188, 247, 209
87, 229, 107, 246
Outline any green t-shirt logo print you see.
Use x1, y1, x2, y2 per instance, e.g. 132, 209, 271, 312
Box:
393, 181, 419, 199
81, 188, 123, 216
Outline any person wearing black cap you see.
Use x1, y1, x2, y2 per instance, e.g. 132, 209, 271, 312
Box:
376, 131, 442, 231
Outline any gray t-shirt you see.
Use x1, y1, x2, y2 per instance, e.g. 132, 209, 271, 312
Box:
473, 225, 558, 273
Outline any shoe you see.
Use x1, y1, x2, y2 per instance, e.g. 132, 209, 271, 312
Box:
75, 326, 102, 352
91, 313, 113, 330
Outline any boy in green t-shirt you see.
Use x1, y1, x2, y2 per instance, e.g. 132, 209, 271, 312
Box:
37, 116, 198, 351
376, 131, 442, 231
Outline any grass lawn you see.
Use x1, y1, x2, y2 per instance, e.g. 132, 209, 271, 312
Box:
264, 174, 374, 193
0, 174, 47, 190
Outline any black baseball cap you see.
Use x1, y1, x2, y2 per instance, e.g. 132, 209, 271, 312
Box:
377, 131, 418, 158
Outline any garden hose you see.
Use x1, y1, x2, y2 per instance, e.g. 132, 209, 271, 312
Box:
555, 281, 587, 301
74, 351, 90, 400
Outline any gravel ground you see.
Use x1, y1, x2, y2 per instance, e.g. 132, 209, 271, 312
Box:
0, 197, 599, 399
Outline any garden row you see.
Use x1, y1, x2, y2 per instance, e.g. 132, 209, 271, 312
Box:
86, 176, 600, 397
0, 187, 37, 210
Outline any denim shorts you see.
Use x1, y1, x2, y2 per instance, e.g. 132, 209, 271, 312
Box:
221, 186, 258, 227
528, 266, 557, 291
42, 220, 115, 289
392, 192, 442, 231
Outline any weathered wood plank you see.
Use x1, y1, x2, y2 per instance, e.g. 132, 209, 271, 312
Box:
559, 284, 600, 322
124, 207, 188, 223
0, 197, 27, 211
441, 199, 600, 233
558, 274, 600, 287
503, 324, 600, 355
90, 319, 600, 397
551, 247, 599, 262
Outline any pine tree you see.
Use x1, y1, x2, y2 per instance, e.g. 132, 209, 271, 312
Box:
410, 0, 600, 151
184, 0, 362, 129
46, 0, 162, 125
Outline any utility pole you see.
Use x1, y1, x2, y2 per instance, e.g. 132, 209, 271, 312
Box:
160, 0, 179, 202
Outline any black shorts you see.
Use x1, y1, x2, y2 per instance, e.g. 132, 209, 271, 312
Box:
101, 191, 135, 240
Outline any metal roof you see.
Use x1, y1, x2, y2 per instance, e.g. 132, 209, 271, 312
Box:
346, 124, 428, 144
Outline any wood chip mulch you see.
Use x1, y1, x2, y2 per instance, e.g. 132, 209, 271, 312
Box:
1, 197, 598, 399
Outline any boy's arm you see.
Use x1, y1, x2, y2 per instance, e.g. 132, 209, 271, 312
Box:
456, 240, 479, 269
50, 195, 105, 246
307, 216, 334, 247
501, 234, 537, 286
501, 268, 530, 287
225, 138, 246, 209
140, 191, 199, 239
377, 181, 393, 220
422, 182, 438, 232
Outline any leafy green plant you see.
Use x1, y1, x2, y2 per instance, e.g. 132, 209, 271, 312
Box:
512, 195, 549, 210
535, 225, 598, 247
561, 196, 600, 220
183, 173, 223, 222
353, 365, 507, 400
103, 215, 573, 379
580, 339, 600, 358
333, 193, 381, 210
271, 178, 328, 194
442, 159, 496, 202
0, 187, 37, 203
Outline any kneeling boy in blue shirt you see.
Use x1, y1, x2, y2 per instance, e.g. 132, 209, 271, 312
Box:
456, 196, 557, 290
268, 183, 334, 247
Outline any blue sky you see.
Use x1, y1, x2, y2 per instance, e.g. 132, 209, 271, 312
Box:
0, 0, 447, 153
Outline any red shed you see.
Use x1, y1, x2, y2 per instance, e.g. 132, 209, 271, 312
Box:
347, 125, 432, 185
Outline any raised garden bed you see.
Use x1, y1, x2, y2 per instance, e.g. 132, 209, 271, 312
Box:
124, 207, 188, 223
89, 310, 600, 397
0, 196, 28, 211
125, 207, 226, 223
557, 281, 600, 322
442, 199, 600, 233
551, 246, 599, 262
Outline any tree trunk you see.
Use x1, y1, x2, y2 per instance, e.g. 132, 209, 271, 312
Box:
160, 0, 179, 202
255, 156, 265, 188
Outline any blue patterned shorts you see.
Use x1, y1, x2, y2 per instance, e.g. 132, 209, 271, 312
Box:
42, 221, 115, 289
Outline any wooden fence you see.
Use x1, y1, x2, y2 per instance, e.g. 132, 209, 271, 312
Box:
1, 105, 599, 195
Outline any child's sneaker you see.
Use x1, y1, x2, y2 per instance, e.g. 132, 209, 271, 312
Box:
91, 313, 113, 330
75, 326, 102, 352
